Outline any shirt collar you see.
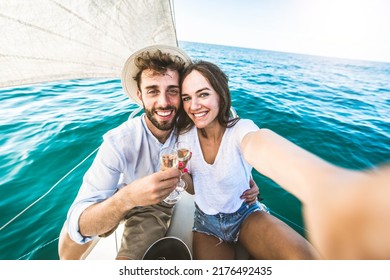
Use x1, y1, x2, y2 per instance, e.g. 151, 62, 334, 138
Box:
140, 113, 176, 148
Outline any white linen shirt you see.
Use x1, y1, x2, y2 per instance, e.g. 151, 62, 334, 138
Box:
67, 114, 176, 244
180, 119, 259, 215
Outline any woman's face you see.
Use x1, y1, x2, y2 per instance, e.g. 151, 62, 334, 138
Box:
181, 70, 220, 129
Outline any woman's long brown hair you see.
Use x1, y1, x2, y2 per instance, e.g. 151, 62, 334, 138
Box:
176, 60, 239, 138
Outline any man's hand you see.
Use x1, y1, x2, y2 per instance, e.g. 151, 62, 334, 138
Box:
79, 169, 180, 238
120, 168, 180, 208
240, 178, 261, 205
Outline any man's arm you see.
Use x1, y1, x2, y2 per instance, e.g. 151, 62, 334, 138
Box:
78, 168, 180, 237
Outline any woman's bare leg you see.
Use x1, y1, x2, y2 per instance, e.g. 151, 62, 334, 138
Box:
193, 232, 235, 260
239, 211, 321, 260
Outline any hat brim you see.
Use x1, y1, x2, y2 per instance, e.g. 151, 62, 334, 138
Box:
121, 45, 192, 106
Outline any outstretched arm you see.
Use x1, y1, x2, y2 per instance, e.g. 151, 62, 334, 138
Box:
241, 128, 359, 204
241, 128, 390, 259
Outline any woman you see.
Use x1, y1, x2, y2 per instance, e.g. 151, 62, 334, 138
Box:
176, 61, 320, 260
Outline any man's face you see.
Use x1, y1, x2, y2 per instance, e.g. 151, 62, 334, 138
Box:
137, 69, 181, 132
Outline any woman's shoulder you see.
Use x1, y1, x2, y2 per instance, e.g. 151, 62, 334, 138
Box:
234, 118, 259, 130
228, 118, 259, 144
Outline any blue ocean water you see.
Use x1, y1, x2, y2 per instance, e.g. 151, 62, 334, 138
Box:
1, 41, 389, 260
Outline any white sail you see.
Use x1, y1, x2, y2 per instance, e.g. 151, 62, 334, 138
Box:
0, 0, 178, 88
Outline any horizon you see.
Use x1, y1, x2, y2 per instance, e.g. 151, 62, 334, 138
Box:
179, 40, 390, 65
174, 0, 390, 64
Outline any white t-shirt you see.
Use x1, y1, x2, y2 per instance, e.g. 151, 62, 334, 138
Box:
180, 119, 259, 215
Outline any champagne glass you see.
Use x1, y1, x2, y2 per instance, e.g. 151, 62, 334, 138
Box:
175, 141, 191, 192
160, 147, 181, 204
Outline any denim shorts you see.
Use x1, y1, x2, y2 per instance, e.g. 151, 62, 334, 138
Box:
192, 201, 269, 243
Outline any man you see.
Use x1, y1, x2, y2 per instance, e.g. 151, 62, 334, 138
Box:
58, 45, 190, 260
58, 45, 259, 260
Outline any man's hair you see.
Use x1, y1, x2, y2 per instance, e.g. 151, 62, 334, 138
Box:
133, 50, 186, 91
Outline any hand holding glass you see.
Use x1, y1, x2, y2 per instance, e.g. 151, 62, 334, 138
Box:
160, 147, 181, 204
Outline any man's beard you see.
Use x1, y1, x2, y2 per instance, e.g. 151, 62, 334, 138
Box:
144, 107, 177, 131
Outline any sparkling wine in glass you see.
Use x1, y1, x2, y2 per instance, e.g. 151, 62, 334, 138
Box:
160, 147, 181, 204
160, 149, 178, 170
